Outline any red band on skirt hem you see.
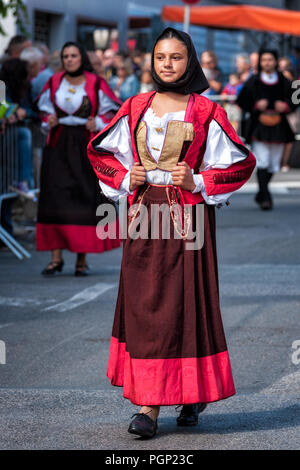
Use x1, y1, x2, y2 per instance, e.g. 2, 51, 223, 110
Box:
36, 222, 121, 253
107, 336, 236, 406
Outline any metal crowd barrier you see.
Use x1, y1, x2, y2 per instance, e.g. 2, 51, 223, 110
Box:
0, 123, 31, 259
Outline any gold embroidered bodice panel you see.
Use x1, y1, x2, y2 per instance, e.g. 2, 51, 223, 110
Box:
136, 120, 195, 171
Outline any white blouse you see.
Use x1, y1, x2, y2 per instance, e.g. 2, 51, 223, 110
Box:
38, 77, 119, 131
96, 108, 247, 204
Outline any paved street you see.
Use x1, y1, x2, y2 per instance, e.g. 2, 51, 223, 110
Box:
0, 170, 300, 450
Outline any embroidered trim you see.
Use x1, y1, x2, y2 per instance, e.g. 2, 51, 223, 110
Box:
95, 161, 118, 177
213, 170, 247, 185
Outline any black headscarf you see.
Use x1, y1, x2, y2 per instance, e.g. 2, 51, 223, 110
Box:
61, 41, 93, 76
258, 48, 279, 73
151, 27, 209, 95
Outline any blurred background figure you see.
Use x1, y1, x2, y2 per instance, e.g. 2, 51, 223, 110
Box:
109, 58, 140, 102
278, 56, 298, 172
87, 50, 105, 77
235, 53, 251, 83
20, 46, 43, 80
95, 48, 104, 63
221, 73, 243, 132
131, 50, 143, 80
31, 50, 63, 101
33, 42, 50, 71
139, 69, 154, 94
102, 48, 116, 81
35, 41, 121, 276
250, 52, 259, 75
200, 50, 223, 97
3, 35, 32, 60
0, 58, 35, 191
237, 49, 296, 211
141, 52, 152, 72
278, 56, 296, 81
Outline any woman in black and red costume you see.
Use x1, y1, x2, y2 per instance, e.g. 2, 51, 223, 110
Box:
36, 42, 122, 276
88, 28, 256, 437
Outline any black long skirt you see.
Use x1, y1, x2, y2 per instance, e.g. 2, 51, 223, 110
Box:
36, 125, 120, 253
107, 183, 235, 406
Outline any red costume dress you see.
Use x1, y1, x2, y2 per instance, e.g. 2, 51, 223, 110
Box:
87, 91, 256, 405
36, 70, 122, 253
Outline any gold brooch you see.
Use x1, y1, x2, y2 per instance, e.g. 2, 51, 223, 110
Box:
68, 87, 76, 94
155, 127, 163, 133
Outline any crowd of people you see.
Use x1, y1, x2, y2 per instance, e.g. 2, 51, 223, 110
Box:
1, 34, 300, 195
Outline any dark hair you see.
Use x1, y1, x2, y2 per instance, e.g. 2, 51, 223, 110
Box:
154, 28, 187, 47
0, 58, 29, 103
5, 35, 29, 55
60, 41, 93, 73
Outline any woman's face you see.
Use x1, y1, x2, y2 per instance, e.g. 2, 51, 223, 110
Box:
62, 46, 82, 73
153, 38, 188, 83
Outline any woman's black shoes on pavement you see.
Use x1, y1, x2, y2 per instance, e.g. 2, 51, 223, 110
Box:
41, 260, 64, 275
176, 403, 207, 426
74, 264, 89, 276
128, 413, 158, 438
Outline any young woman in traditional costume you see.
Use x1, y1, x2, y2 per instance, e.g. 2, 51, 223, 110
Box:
88, 28, 256, 437
237, 48, 295, 211
36, 42, 121, 276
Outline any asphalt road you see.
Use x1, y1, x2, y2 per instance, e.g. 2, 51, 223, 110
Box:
0, 170, 300, 450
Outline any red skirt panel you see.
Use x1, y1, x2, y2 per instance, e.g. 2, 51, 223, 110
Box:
36, 221, 121, 253
106, 183, 235, 405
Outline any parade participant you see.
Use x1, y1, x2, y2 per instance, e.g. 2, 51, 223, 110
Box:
237, 48, 295, 210
36, 42, 121, 276
87, 27, 256, 438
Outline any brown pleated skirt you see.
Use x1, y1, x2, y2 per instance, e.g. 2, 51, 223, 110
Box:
107, 183, 235, 406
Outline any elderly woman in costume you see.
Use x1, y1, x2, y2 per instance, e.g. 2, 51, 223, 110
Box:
36, 42, 121, 276
88, 28, 256, 437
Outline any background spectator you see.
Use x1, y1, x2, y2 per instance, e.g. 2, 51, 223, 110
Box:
31, 50, 62, 101
102, 48, 117, 81
200, 50, 223, 96
87, 50, 105, 77
109, 59, 140, 102
0, 58, 35, 190
221, 73, 243, 132
20, 46, 43, 80
235, 53, 251, 83
250, 51, 259, 75
4, 35, 32, 59
139, 69, 154, 94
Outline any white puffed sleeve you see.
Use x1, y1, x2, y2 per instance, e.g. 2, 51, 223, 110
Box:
192, 119, 248, 205
95, 90, 121, 131
37, 88, 55, 130
96, 115, 134, 201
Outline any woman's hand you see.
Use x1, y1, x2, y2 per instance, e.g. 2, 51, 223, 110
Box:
274, 100, 287, 113
129, 162, 146, 191
48, 114, 58, 128
86, 116, 97, 133
171, 162, 196, 191
255, 99, 268, 111
171, 162, 196, 192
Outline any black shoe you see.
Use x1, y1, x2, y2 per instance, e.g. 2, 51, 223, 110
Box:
41, 260, 64, 275
128, 413, 158, 438
176, 403, 207, 426
74, 264, 89, 276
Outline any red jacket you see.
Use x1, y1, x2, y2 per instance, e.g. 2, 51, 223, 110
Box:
36, 70, 121, 146
87, 91, 256, 206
